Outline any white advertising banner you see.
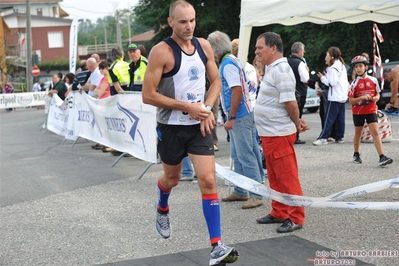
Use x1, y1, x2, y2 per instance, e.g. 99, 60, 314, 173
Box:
69, 19, 79, 73
64, 92, 79, 141
47, 92, 158, 164
47, 94, 70, 137
0, 92, 47, 109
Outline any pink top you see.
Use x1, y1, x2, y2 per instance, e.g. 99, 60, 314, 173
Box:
97, 76, 111, 99
4, 83, 14, 94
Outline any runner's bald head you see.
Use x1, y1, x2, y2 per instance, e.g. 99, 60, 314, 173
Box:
169, 0, 193, 18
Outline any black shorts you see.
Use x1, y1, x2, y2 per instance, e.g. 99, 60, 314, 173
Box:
156, 123, 214, 165
353, 113, 378, 127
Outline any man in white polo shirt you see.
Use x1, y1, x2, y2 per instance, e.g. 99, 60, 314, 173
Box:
254, 32, 309, 233
80, 57, 103, 98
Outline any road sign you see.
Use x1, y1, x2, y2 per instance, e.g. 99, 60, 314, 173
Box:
32, 66, 40, 77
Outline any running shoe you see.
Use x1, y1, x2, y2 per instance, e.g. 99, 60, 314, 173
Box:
155, 204, 171, 239
379, 155, 393, 166
353, 153, 362, 164
381, 107, 399, 116
276, 218, 303, 233
209, 241, 239, 266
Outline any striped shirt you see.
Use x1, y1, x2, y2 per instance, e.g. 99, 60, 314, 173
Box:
72, 70, 90, 90
254, 57, 297, 136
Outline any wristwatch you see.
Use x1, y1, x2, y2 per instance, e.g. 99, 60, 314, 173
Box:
228, 115, 236, 120
205, 105, 213, 111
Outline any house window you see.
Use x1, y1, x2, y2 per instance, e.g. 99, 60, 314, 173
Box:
47, 32, 64, 48
52, 6, 58, 17
34, 50, 42, 64
37, 8, 43, 16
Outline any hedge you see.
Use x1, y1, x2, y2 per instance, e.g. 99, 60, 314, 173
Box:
38, 58, 70, 73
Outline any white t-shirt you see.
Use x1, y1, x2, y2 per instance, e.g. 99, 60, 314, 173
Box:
33, 83, 41, 92
223, 64, 242, 88
245, 62, 258, 110
87, 68, 103, 98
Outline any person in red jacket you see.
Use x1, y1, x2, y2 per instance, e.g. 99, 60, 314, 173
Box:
348, 55, 393, 166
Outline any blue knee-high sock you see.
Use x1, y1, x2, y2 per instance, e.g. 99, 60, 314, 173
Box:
202, 193, 221, 245
157, 180, 171, 213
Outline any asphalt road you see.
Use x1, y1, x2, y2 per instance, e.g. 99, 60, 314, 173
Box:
0, 105, 398, 266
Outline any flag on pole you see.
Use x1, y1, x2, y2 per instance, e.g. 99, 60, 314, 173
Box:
69, 19, 79, 73
18, 32, 27, 60
372, 23, 384, 89
18, 32, 26, 46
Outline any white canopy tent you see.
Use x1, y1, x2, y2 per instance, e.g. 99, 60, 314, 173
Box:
237, 0, 399, 64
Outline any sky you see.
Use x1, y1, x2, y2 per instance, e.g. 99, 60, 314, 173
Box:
60, 0, 139, 22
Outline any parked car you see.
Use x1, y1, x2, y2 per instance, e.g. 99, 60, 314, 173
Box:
304, 87, 320, 113
305, 70, 324, 113
375, 61, 399, 109
34, 76, 53, 91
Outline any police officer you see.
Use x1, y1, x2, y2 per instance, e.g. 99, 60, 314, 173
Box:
127, 43, 148, 92
108, 46, 130, 95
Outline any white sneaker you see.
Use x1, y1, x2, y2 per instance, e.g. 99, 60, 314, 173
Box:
224, 179, 232, 186
312, 139, 328, 146
336, 139, 345, 144
209, 241, 239, 266
180, 175, 194, 181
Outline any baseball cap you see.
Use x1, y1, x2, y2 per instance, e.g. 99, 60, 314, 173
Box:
128, 43, 139, 51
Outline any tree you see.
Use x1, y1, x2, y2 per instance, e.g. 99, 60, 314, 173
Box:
77, 12, 151, 47
265, 21, 399, 72
133, 1, 399, 73
78, 19, 97, 45
0, 43, 17, 79
133, 0, 240, 49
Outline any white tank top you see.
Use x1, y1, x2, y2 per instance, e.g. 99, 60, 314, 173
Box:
157, 37, 207, 125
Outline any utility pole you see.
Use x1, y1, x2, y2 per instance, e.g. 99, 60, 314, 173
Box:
127, 4, 131, 44
26, 0, 33, 92
127, 13, 131, 44
104, 25, 108, 57
116, 10, 122, 48
93, 36, 97, 52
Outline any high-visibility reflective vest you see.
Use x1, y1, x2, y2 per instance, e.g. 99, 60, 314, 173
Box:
109, 58, 130, 89
129, 56, 148, 91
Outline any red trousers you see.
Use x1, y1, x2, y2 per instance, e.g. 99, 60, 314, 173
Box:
261, 133, 305, 225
